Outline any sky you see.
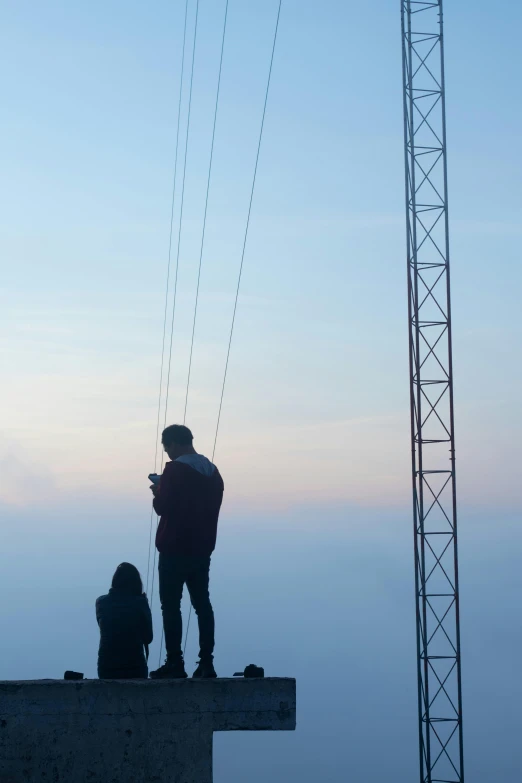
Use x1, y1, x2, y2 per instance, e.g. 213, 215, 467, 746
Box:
1, 1, 522, 781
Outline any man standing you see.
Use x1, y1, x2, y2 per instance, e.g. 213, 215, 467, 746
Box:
149, 425, 224, 679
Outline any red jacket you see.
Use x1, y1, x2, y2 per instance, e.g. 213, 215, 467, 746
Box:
154, 455, 224, 556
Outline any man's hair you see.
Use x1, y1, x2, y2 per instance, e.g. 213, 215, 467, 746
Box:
161, 424, 193, 448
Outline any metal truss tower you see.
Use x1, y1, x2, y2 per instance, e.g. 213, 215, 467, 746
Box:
401, 2, 464, 782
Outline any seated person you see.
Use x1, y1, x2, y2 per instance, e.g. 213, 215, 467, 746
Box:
96, 563, 153, 679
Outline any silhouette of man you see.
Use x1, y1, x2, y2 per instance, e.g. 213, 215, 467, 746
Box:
149, 425, 224, 679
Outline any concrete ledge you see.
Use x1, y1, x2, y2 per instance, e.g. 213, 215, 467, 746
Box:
0, 677, 296, 783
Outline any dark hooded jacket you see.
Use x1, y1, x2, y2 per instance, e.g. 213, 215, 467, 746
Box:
154, 454, 224, 556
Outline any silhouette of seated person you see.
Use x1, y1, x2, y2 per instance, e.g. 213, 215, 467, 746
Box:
96, 563, 153, 679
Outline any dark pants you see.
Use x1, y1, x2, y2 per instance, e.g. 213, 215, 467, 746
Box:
158, 553, 215, 662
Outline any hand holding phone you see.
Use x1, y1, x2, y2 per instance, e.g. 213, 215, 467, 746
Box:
148, 473, 161, 496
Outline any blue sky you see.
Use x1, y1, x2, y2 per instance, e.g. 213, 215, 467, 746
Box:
1, 1, 522, 781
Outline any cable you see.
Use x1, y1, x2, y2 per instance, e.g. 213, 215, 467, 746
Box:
146, 0, 190, 597
150, 0, 199, 610
182, 0, 283, 662
157, 0, 230, 668
183, 0, 230, 425
211, 0, 282, 463
153, 0, 201, 668
162, 0, 200, 430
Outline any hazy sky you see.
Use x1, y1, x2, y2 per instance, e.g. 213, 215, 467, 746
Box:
1, 1, 522, 781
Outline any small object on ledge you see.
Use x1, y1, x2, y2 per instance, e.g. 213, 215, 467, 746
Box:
64, 671, 84, 680
233, 664, 264, 678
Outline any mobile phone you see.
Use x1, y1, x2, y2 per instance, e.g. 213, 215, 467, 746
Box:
148, 473, 161, 485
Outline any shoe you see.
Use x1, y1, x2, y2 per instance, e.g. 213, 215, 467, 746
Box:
150, 659, 187, 679
192, 659, 217, 679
